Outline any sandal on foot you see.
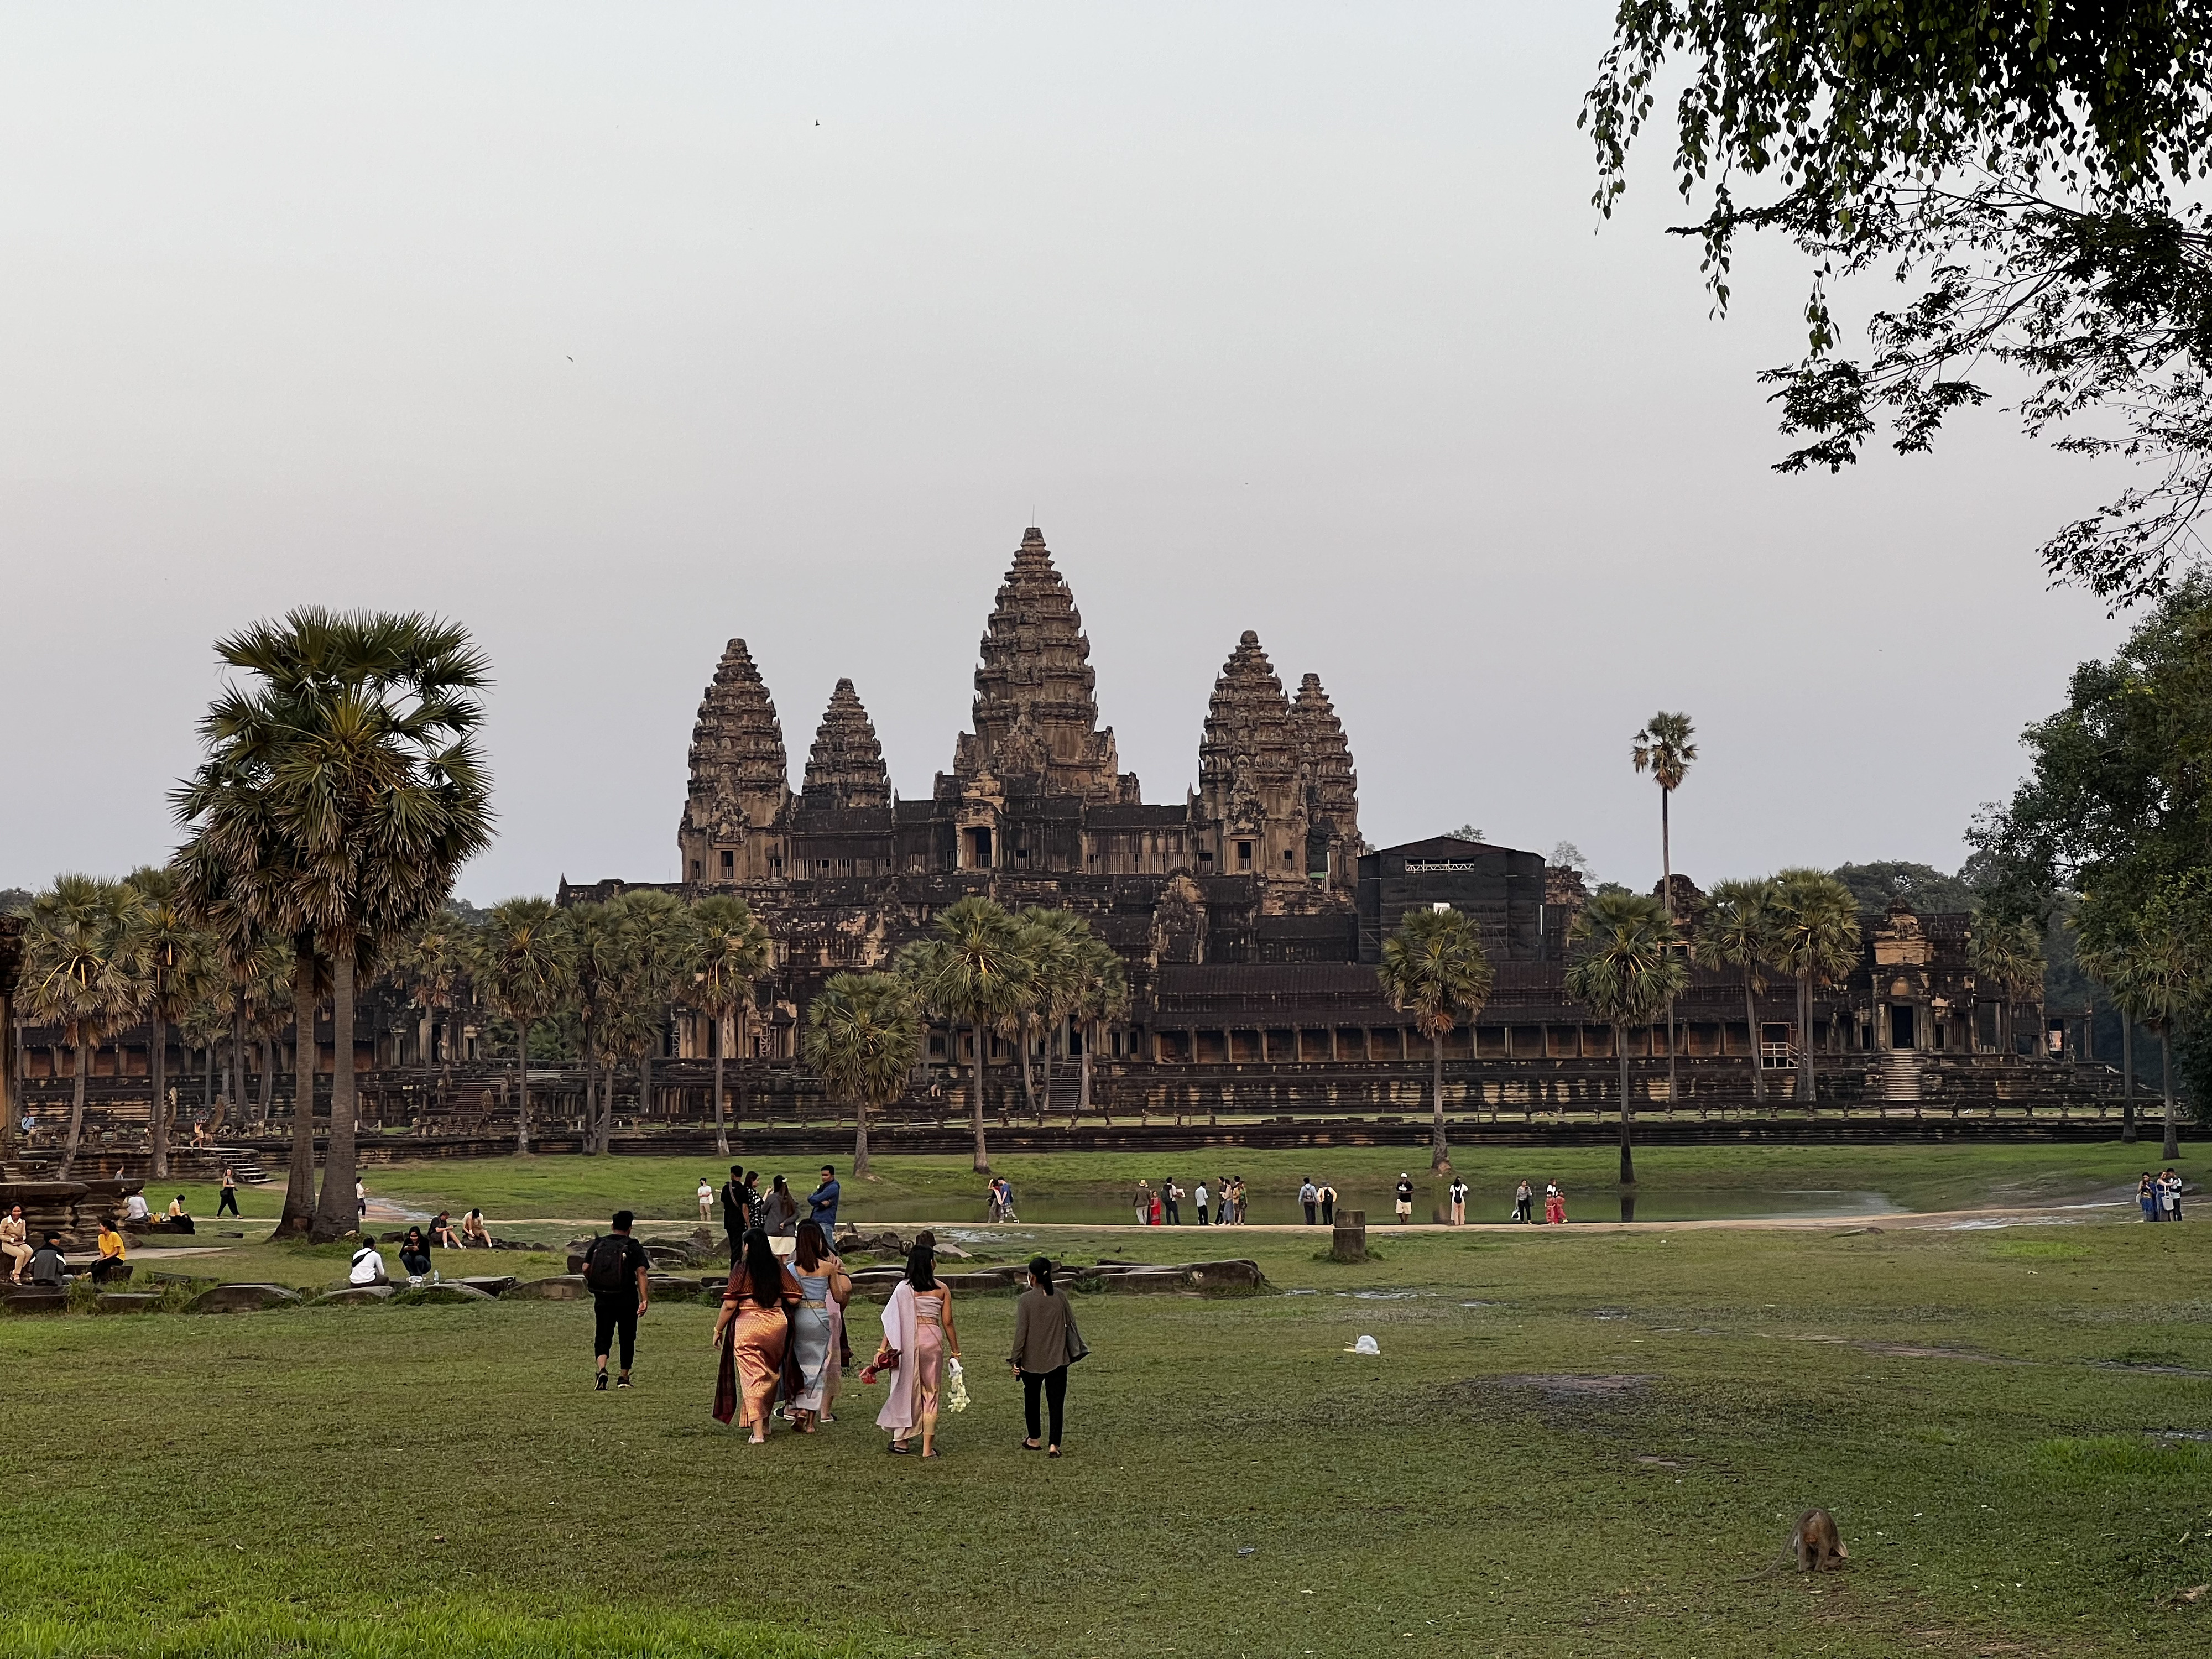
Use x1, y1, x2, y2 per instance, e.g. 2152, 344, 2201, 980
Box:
888, 1441, 913, 1455
1020, 1439, 1042, 1451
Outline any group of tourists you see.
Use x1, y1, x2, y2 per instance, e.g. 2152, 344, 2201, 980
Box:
3, 1205, 132, 1287
709, 1165, 840, 1258
2137, 1170, 2188, 1222
344, 1206, 494, 1287
1131, 1176, 1249, 1225
985, 1177, 1018, 1221
585, 1205, 1084, 1459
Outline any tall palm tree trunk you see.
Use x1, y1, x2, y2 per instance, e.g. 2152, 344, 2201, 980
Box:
639, 1039, 655, 1127
712, 1014, 730, 1157
969, 1021, 990, 1172
1078, 1022, 1093, 1117
2160, 1026, 2179, 1160
1661, 787, 1677, 1112
1796, 973, 1818, 1107
1428, 1029, 1451, 1172
853, 1093, 872, 1178
580, 1021, 599, 1155
149, 1004, 170, 1180
1742, 975, 1765, 1108
312, 940, 360, 1241
204, 1041, 217, 1129
277, 945, 318, 1239
1614, 1019, 1635, 1186
1040, 1021, 1056, 1123
513, 1018, 531, 1155
60, 1027, 90, 1178
259, 1033, 275, 1121
1018, 1016, 1036, 1120
2121, 1016, 2137, 1142
220, 997, 247, 1138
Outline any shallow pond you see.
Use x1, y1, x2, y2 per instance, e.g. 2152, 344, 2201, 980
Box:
844, 1180, 1905, 1227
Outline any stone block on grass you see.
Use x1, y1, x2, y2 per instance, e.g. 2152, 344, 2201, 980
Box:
314, 1286, 396, 1306
504, 1275, 589, 1301
390, 1282, 494, 1305
1, 1287, 68, 1314
190, 1283, 303, 1314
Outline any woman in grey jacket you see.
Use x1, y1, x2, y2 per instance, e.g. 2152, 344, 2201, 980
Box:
1008, 1255, 1078, 1457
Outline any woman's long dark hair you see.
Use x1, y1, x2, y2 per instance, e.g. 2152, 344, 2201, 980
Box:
1029, 1254, 1055, 1296
795, 1220, 826, 1272
742, 1228, 783, 1303
404, 1227, 423, 1249
905, 1242, 937, 1292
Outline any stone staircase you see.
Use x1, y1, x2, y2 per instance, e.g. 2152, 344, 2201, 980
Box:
1879, 1051, 1924, 1104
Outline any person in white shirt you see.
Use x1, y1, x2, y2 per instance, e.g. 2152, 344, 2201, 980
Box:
123, 1193, 150, 1224
1447, 1178, 1469, 1225
697, 1178, 714, 1223
1194, 1181, 1210, 1226
348, 1241, 389, 1286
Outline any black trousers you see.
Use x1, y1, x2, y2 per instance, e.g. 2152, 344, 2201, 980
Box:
726, 1229, 743, 1267
1303, 1202, 1317, 1224
1021, 1366, 1068, 1446
594, 1297, 638, 1369
217, 1188, 239, 1216
1321, 1202, 1334, 1224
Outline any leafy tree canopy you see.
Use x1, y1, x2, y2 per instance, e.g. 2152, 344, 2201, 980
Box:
1588, 2, 2212, 603
1830, 859, 1980, 914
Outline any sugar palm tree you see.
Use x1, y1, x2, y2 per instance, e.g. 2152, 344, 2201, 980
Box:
1378, 906, 1495, 1173
390, 906, 472, 1100
23, 875, 152, 1178
173, 607, 493, 1240
2079, 929, 2149, 1144
473, 898, 573, 1155
1968, 915, 2047, 1061
609, 889, 702, 1135
564, 900, 627, 1155
1070, 935, 1128, 1120
804, 970, 924, 1177
1698, 877, 1780, 1110
689, 894, 769, 1155
2082, 888, 2200, 1161
1633, 712, 1697, 1104
123, 864, 203, 1180
1766, 869, 1863, 1108
900, 895, 1031, 1172
1564, 888, 1686, 1186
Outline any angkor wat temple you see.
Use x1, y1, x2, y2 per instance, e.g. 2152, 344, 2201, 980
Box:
548, 526, 2079, 1121
6, 529, 2098, 1158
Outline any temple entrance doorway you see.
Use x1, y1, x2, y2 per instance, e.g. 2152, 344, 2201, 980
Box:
1890, 1004, 1916, 1051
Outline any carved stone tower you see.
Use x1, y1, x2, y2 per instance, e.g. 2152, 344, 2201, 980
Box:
947, 527, 1135, 802
1290, 671, 1362, 891
1196, 630, 1310, 884
801, 679, 893, 812
679, 638, 792, 885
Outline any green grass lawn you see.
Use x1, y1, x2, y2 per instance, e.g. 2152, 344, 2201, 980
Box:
7, 1207, 2209, 1657
333, 1141, 2166, 1228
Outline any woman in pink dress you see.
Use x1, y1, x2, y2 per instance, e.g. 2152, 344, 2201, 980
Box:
712, 1229, 800, 1443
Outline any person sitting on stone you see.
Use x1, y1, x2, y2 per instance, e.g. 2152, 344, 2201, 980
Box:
27, 1234, 69, 1288
461, 1208, 493, 1249
430, 1212, 462, 1249
399, 1226, 433, 1280
90, 1221, 129, 1284
2, 1205, 30, 1284
164, 1195, 195, 1234
122, 1191, 150, 1227
348, 1239, 390, 1286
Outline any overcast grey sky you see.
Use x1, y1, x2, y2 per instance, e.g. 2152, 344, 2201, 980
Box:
1, 4, 2126, 903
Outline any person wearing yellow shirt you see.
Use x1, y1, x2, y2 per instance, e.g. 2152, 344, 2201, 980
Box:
91, 1220, 130, 1285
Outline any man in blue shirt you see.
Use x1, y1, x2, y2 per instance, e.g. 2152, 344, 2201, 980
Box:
807, 1165, 840, 1241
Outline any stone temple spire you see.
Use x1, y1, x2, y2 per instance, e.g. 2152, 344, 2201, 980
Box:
801, 679, 892, 811
948, 526, 1134, 801
678, 639, 791, 882
1291, 671, 1361, 888
1197, 630, 1309, 880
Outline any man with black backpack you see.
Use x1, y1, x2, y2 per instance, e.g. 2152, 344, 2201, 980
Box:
585, 1211, 651, 1391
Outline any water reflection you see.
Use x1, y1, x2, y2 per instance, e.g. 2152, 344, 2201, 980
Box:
847, 1180, 1898, 1227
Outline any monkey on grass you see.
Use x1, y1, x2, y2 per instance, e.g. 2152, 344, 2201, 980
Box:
1792, 1508, 1848, 1573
